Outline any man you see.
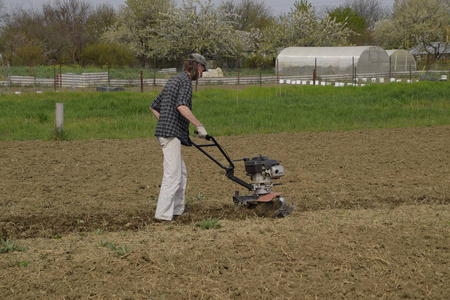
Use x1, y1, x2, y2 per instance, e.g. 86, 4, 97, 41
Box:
150, 53, 208, 222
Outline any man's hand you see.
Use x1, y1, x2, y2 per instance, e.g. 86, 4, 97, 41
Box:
196, 125, 208, 138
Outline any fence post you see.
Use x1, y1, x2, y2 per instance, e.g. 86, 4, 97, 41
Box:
237, 67, 240, 85
313, 58, 317, 85
53, 60, 57, 91
389, 55, 392, 78
7, 61, 10, 90
352, 57, 355, 84
409, 64, 412, 82
276, 59, 279, 83
55, 103, 64, 134
153, 59, 156, 86
237, 58, 240, 85
259, 68, 262, 87
140, 70, 144, 93
32, 60, 37, 86
107, 62, 111, 87
59, 65, 62, 87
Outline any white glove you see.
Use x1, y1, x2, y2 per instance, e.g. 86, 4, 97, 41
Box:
196, 125, 208, 138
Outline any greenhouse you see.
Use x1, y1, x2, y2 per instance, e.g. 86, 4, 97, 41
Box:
386, 49, 416, 72
276, 46, 390, 77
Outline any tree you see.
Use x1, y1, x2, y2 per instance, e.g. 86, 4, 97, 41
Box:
0, 7, 46, 65
344, 0, 389, 29
86, 3, 117, 42
328, 6, 369, 45
103, 0, 175, 66
0, 0, 6, 25
0, 0, 121, 65
373, 0, 449, 69
153, 0, 240, 63
220, 0, 274, 31
41, 0, 92, 63
262, 0, 353, 56
371, 18, 401, 47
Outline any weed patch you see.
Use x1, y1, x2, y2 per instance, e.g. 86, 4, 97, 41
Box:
194, 218, 222, 230
9, 260, 31, 268
100, 239, 131, 257
0, 239, 27, 253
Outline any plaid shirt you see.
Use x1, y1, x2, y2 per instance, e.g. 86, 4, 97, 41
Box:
151, 72, 193, 146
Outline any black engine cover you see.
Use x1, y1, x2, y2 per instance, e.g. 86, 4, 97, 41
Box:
244, 156, 280, 175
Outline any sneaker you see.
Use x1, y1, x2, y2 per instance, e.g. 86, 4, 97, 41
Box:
153, 217, 172, 223
173, 212, 190, 218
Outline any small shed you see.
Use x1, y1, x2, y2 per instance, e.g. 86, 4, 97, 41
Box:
409, 42, 450, 62
386, 49, 416, 72
276, 46, 390, 77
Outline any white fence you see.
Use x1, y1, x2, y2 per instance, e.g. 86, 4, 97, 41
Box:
60, 72, 109, 87
2, 70, 445, 88
4, 73, 279, 87
8, 72, 109, 88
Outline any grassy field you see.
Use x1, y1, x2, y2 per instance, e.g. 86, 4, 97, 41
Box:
0, 81, 449, 141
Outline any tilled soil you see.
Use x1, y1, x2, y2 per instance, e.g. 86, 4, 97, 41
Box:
1, 126, 449, 299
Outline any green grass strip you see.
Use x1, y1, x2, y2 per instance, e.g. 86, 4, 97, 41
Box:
0, 81, 449, 141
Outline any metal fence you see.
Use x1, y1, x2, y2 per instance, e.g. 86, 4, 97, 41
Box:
1, 65, 448, 90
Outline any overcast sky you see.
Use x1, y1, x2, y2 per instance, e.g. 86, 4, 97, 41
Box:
3, 0, 395, 15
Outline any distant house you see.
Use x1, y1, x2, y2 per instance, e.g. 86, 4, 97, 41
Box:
409, 42, 450, 62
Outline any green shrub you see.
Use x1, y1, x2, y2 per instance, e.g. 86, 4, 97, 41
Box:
80, 43, 135, 67
13, 45, 45, 66
242, 53, 274, 69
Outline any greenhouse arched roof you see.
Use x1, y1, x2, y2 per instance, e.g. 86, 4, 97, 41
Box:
386, 49, 416, 72
276, 46, 390, 77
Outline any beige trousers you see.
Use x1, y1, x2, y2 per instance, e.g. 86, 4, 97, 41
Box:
154, 137, 187, 221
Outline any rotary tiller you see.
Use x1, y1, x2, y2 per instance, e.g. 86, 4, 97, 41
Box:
191, 134, 295, 217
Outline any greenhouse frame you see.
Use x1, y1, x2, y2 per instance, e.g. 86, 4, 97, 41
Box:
386, 49, 416, 72
276, 46, 390, 77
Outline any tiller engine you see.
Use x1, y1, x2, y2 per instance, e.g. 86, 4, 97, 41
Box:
191, 134, 295, 217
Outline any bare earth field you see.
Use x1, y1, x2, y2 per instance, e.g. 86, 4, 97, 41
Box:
1, 126, 449, 299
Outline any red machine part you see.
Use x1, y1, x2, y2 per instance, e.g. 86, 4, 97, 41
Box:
256, 192, 282, 202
